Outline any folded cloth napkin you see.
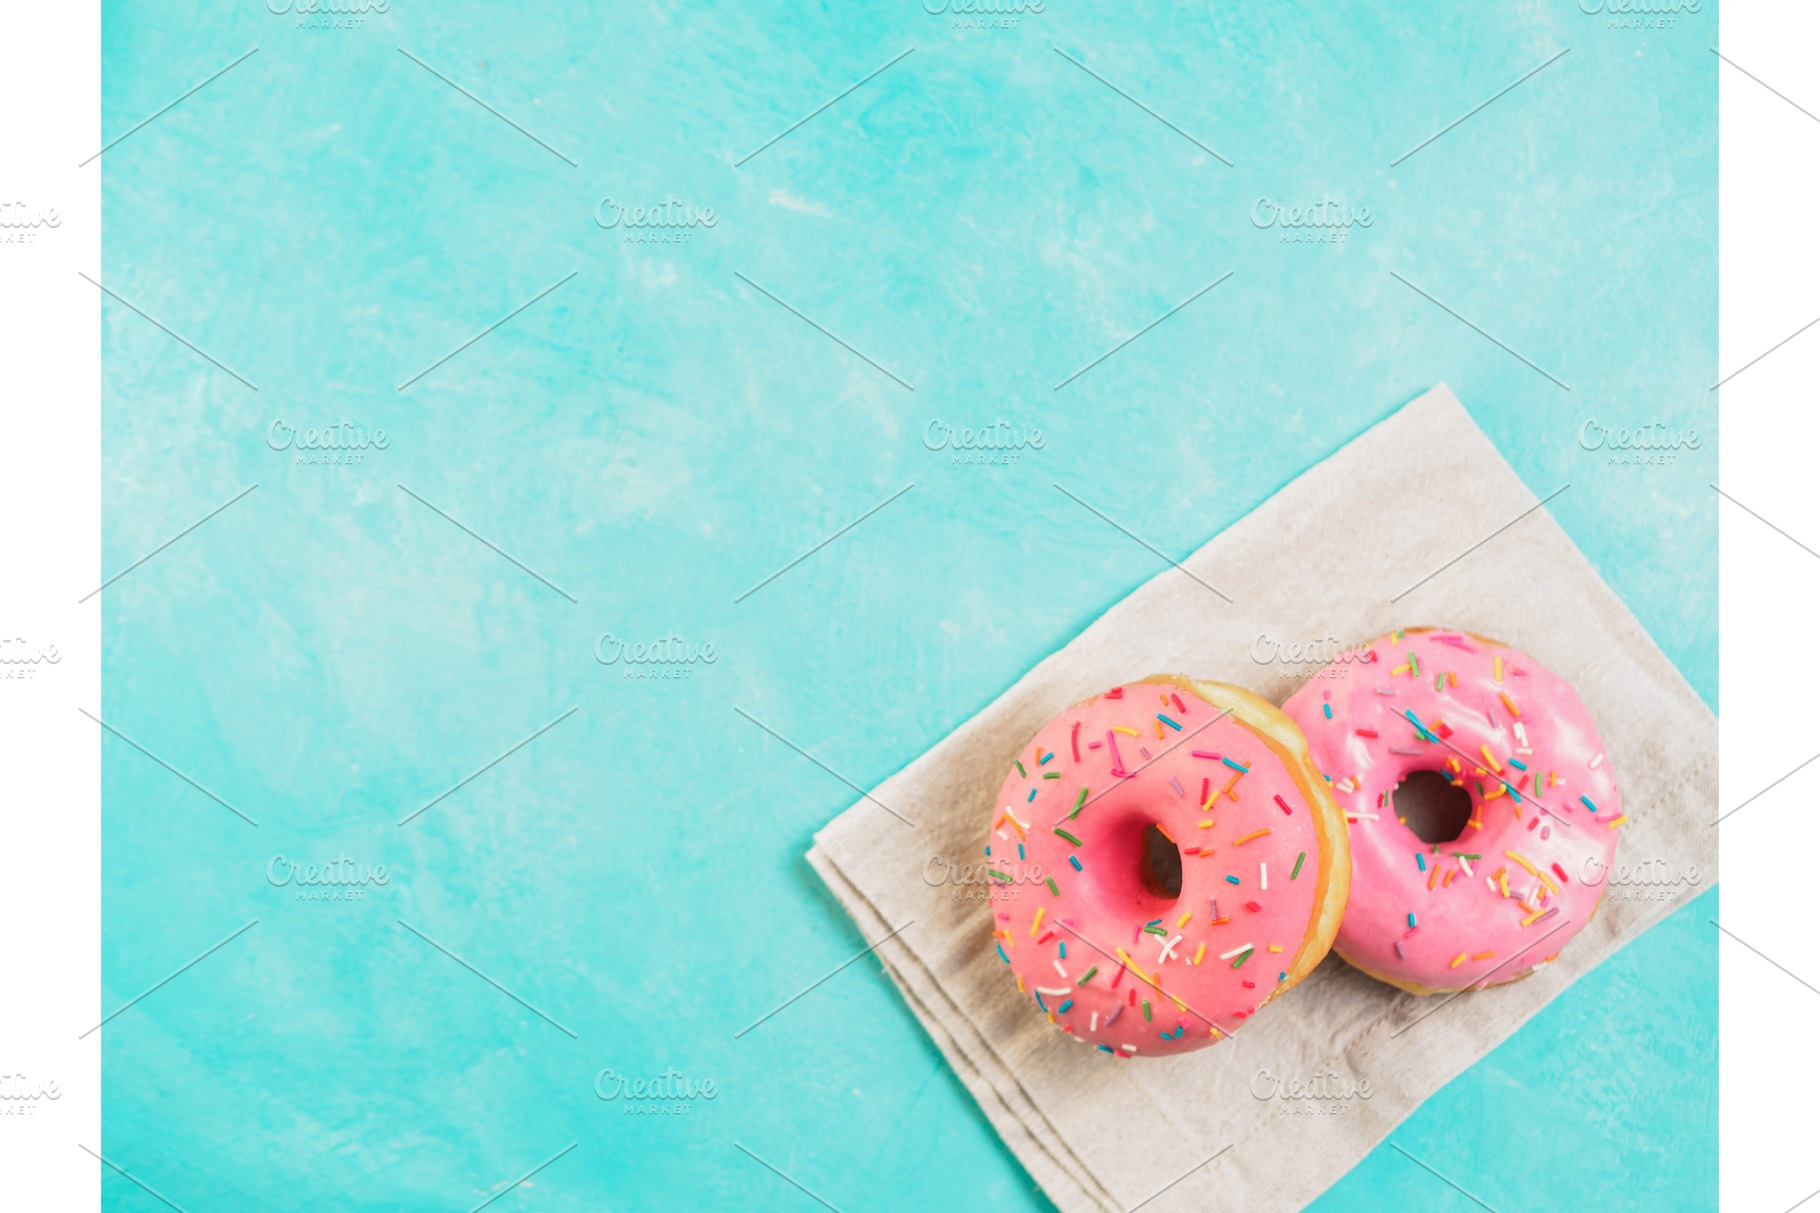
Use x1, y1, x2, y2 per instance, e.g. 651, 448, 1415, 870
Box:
807, 384, 1716, 1212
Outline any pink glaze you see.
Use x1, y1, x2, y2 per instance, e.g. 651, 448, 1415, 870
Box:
1283, 629, 1621, 993
988, 678, 1338, 1056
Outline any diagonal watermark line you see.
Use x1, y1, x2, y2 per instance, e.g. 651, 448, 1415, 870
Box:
735, 919, 914, 1039
397, 47, 578, 166
79, 272, 258, 390
735, 47, 915, 167
1127, 1144, 1234, 1211
79, 1144, 192, 1213
81, 483, 259, 603
734, 271, 914, 390
1052, 48, 1232, 166
80, 920, 258, 1039
1391, 47, 1570, 166
469, 1142, 579, 1213
1054, 272, 1233, 391
80, 708, 258, 827
1711, 48, 1820, 127
1391, 483, 1571, 601
396, 483, 578, 601
1390, 916, 1576, 1039
397, 271, 577, 391
1789, 1187, 1820, 1213
1710, 312, 1820, 390
1406, 714, 1589, 833
1713, 483, 1820, 562
397, 920, 578, 1038
80, 46, 259, 166
1390, 1142, 1501, 1211
1054, 482, 1233, 602
85, 484, 258, 602
1357, 662, 1618, 833
735, 1143, 845, 1211
733, 708, 916, 828
398, 706, 579, 826
1712, 920, 1820, 1000
1389, 271, 1570, 390
734, 483, 915, 602
1713, 749, 1820, 826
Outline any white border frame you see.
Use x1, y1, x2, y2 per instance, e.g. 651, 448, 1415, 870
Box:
0, 0, 100, 1205
1718, 2, 1820, 1210
9, 0, 1816, 1206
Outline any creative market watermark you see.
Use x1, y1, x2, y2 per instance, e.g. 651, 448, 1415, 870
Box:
595, 198, 717, 245
1580, 856, 1703, 902
0, 637, 61, 682
1251, 197, 1372, 246
924, 854, 1045, 902
1579, 0, 1699, 31
1577, 418, 1701, 469
0, 1073, 62, 1118
266, 0, 388, 30
0, 201, 61, 246
1250, 634, 1371, 680
595, 632, 718, 680
594, 1066, 718, 1116
267, 854, 391, 903
923, 0, 1044, 31
922, 419, 1045, 468
1251, 1067, 1374, 1116
267, 419, 389, 467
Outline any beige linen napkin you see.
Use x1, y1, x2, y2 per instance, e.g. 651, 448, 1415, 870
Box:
807, 384, 1716, 1212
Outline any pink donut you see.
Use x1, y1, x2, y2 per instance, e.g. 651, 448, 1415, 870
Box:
1283, 628, 1622, 995
987, 676, 1350, 1056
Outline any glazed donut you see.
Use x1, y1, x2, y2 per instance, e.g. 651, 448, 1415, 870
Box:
987, 676, 1349, 1056
1282, 628, 1622, 995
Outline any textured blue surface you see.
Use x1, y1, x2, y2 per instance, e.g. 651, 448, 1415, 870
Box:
101, 2, 1714, 1209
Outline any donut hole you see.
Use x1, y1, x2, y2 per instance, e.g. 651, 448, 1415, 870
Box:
1394, 770, 1475, 845
1137, 822, 1184, 900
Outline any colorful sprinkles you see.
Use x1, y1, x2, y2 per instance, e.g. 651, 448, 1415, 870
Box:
1282, 629, 1620, 994
990, 679, 1331, 1056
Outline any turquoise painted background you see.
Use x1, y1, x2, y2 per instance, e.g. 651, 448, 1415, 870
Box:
100, 2, 1715, 1209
